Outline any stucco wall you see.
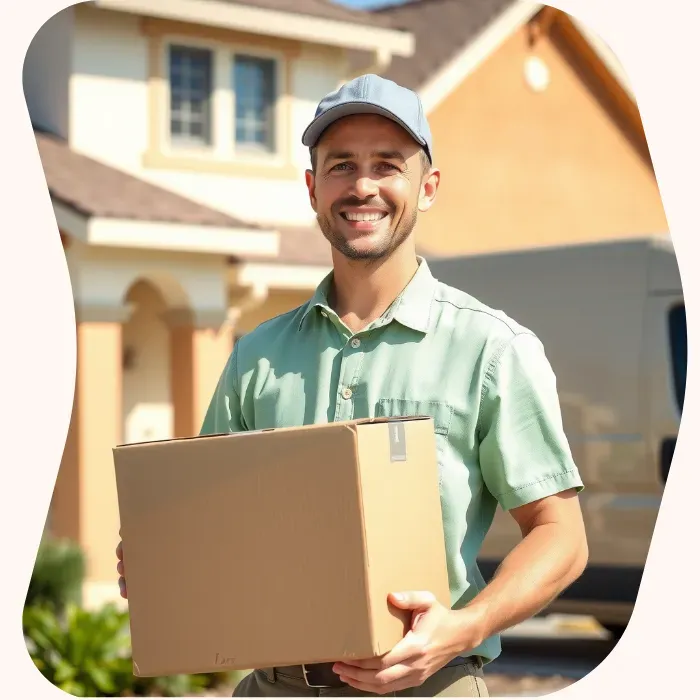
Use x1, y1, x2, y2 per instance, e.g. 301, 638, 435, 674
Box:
418, 25, 669, 255
68, 5, 344, 228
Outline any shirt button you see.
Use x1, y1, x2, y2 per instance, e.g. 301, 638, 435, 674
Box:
350, 338, 361, 348
341, 387, 353, 400
321, 311, 328, 318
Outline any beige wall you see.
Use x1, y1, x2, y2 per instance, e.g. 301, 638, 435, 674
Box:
67, 4, 345, 228
171, 322, 233, 436
418, 24, 668, 256
49, 317, 125, 608
237, 290, 311, 334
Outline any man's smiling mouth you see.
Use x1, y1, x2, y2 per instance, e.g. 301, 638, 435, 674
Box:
340, 210, 389, 222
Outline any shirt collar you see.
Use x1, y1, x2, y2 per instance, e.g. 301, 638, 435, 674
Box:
298, 269, 334, 330
389, 257, 437, 333
298, 257, 437, 334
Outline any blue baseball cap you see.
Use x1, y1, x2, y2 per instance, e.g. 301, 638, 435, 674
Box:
301, 74, 433, 163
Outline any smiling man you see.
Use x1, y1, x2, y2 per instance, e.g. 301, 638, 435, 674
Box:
117, 74, 588, 697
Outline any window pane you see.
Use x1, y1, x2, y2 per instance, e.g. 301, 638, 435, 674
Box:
668, 303, 687, 412
233, 54, 276, 151
168, 45, 213, 145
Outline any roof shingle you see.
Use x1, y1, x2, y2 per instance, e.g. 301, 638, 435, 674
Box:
349, 0, 518, 90
233, 221, 434, 268
35, 128, 258, 229
233, 221, 332, 266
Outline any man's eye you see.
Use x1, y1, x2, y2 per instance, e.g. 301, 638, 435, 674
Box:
331, 162, 352, 171
378, 162, 400, 171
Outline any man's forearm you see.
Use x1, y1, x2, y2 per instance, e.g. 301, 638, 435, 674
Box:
455, 522, 588, 650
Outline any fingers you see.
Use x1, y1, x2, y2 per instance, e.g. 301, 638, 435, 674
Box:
338, 678, 395, 695
388, 591, 436, 609
334, 661, 412, 689
338, 657, 387, 671
335, 635, 422, 675
116, 540, 127, 598
378, 630, 430, 669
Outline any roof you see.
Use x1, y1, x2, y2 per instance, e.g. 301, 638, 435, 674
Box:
34, 128, 258, 229
234, 222, 333, 267
215, 0, 397, 29
234, 222, 434, 268
364, 0, 518, 90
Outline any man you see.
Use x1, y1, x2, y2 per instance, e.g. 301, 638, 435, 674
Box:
116, 74, 588, 697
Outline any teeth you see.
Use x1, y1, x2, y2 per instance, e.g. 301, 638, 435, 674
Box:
344, 212, 385, 222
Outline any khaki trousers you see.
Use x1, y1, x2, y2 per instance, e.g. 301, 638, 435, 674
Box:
232, 658, 489, 697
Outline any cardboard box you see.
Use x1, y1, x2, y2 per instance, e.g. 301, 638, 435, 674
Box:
113, 416, 451, 678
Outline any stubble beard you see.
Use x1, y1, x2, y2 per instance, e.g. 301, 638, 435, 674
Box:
317, 206, 418, 262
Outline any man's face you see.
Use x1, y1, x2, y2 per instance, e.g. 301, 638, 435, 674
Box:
305, 114, 439, 262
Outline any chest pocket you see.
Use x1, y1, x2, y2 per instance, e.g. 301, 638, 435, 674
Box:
374, 399, 454, 487
375, 399, 453, 435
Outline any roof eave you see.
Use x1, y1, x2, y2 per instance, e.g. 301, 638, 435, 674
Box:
52, 198, 281, 258
91, 0, 415, 57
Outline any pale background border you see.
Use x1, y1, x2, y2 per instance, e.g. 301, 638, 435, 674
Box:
1, 0, 696, 697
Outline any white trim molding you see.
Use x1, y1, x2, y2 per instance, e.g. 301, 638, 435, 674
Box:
419, 0, 541, 114
230, 261, 330, 291
92, 0, 414, 56
53, 200, 280, 258
419, 0, 635, 115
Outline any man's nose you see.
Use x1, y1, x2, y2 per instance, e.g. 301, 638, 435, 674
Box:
350, 175, 379, 199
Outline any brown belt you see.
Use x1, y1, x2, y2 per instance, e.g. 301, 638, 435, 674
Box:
263, 655, 482, 689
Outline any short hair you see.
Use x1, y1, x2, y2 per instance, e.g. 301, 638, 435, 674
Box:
309, 146, 432, 175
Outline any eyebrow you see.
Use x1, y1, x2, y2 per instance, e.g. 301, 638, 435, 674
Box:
322, 149, 407, 164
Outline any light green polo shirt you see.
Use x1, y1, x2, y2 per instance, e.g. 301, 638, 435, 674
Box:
200, 258, 584, 664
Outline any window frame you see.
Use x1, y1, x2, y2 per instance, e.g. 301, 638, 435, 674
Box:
156, 33, 289, 169
232, 52, 279, 156
167, 43, 216, 149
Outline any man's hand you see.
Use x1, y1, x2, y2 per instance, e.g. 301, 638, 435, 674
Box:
116, 541, 127, 599
332, 591, 480, 695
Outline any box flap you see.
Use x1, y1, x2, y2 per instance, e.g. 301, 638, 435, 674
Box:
114, 416, 433, 450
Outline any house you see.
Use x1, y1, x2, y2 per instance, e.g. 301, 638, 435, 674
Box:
346, 0, 669, 255
26, 0, 667, 609
24, 0, 413, 608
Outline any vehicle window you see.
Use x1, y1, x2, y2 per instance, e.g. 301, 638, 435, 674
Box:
668, 303, 686, 412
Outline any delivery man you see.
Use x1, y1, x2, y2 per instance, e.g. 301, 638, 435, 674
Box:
116, 74, 588, 697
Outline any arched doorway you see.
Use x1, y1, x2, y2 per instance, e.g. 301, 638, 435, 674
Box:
122, 280, 173, 444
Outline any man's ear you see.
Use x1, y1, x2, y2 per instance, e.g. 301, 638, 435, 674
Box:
305, 169, 318, 212
418, 168, 440, 213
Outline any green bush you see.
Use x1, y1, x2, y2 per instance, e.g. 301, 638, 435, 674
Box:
25, 537, 86, 612
24, 602, 237, 697
24, 602, 133, 696
24, 538, 237, 696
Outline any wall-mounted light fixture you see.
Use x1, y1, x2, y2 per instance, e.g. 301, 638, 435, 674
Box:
524, 55, 551, 92
122, 346, 137, 371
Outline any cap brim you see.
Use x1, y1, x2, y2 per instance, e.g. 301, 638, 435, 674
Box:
301, 101, 427, 152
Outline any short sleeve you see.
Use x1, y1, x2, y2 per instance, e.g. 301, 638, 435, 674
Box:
199, 342, 247, 436
477, 332, 584, 511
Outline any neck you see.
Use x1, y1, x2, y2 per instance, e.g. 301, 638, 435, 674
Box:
328, 240, 420, 332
